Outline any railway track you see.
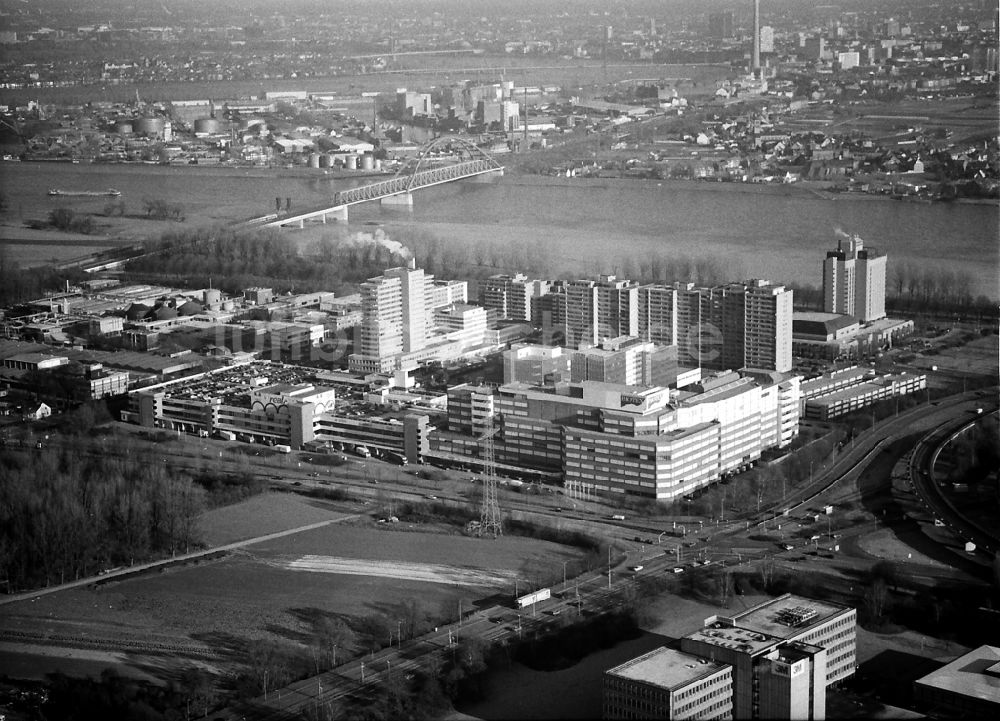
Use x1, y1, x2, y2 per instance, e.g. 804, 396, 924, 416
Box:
0, 627, 216, 659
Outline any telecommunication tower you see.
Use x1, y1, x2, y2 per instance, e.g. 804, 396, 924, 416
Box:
477, 417, 503, 538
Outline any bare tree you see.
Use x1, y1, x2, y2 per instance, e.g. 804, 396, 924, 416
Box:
864, 578, 890, 622
759, 555, 776, 592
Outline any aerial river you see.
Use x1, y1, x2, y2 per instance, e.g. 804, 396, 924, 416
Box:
2, 161, 997, 298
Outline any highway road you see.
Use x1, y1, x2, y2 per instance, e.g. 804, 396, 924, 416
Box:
908, 407, 999, 556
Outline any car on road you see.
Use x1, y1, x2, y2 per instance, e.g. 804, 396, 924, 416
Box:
671, 567, 685, 574
629, 565, 644, 572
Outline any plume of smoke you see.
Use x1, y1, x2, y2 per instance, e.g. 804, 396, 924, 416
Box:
344, 228, 413, 259
833, 227, 851, 240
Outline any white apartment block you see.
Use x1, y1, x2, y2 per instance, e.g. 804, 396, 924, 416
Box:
349, 264, 475, 374
564, 275, 639, 348
480, 273, 550, 322
638, 280, 793, 373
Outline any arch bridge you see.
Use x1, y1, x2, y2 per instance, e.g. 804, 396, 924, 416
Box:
245, 137, 504, 229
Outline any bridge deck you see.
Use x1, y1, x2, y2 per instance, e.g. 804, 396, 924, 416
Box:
245, 158, 503, 229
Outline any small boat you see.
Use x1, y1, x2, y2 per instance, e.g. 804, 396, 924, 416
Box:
48, 188, 121, 197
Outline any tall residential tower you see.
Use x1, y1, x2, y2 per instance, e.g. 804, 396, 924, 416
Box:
822, 234, 887, 322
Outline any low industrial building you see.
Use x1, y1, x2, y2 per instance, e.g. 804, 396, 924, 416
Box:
792, 312, 914, 361
800, 366, 926, 420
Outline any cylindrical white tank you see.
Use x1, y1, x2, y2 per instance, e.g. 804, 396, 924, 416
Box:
309, 153, 321, 168
222, 300, 235, 312
203, 288, 222, 306
374, 158, 382, 171
115, 122, 133, 135
345, 155, 357, 170
360, 154, 374, 171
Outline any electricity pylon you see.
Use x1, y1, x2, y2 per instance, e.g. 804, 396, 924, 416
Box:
477, 416, 503, 538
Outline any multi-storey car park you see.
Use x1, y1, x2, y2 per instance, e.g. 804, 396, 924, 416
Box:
123, 360, 434, 463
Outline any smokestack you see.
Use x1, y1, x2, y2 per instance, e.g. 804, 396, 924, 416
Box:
752, 0, 761, 78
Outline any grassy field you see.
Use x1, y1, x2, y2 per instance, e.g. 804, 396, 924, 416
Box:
195, 492, 348, 547
0, 500, 586, 666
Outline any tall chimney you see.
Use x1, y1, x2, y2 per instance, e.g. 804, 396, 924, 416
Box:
752, 0, 761, 79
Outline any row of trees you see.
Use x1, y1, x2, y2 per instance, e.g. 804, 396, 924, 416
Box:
889, 260, 994, 314
0, 442, 205, 591
124, 218, 746, 300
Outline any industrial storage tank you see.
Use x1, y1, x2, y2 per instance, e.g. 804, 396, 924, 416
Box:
203, 289, 222, 307
319, 154, 332, 168
221, 300, 235, 312
345, 155, 357, 170
193, 117, 221, 134
178, 300, 203, 316
308, 153, 321, 169
360, 154, 374, 171
125, 303, 151, 321
134, 117, 165, 136
115, 122, 133, 135
374, 158, 382, 171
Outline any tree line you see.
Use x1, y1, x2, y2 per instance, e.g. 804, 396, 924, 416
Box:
0, 440, 205, 592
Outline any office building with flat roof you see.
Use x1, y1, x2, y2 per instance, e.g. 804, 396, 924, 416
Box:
822, 234, 887, 323
677, 594, 854, 719
570, 337, 679, 388
604, 647, 733, 720
914, 645, 1000, 718
726, 593, 856, 687
492, 370, 798, 500
503, 343, 571, 384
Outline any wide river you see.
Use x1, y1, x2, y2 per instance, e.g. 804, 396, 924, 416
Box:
2, 161, 997, 298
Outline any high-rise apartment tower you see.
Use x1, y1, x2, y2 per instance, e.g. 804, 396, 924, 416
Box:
822, 234, 887, 322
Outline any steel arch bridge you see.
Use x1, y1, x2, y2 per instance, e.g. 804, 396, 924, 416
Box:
331, 136, 504, 206
245, 137, 504, 229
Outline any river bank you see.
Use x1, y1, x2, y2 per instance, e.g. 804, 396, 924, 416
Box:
2, 160, 997, 297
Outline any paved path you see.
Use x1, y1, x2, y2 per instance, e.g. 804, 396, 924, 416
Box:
0, 515, 359, 607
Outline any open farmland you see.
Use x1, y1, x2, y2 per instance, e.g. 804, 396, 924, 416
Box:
0, 511, 587, 681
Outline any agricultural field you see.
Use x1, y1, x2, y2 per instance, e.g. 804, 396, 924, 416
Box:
0, 500, 587, 681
